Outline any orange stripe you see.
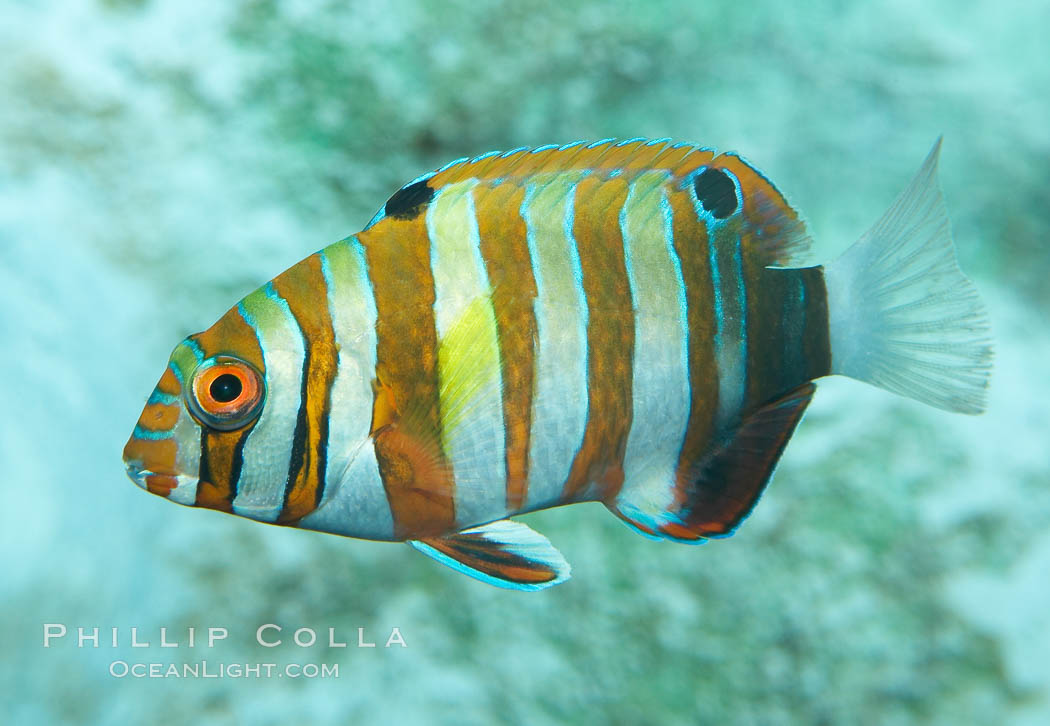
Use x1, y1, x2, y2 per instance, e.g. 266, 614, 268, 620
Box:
123, 437, 177, 482
668, 186, 720, 505
135, 401, 179, 433
187, 307, 267, 506
196, 424, 257, 511
561, 175, 635, 502
271, 254, 339, 523
474, 182, 537, 511
359, 211, 455, 539
192, 310, 266, 372
144, 474, 178, 497
591, 140, 649, 170
666, 145, 714, 182
156, 366, 182, 396
124, 367, 184, 486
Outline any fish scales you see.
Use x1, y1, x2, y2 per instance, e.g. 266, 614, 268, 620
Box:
270, 254, 338, 523
517, 173, 588, 513
473, 182, 537, 511
361, 206, 455, 539
616, 173, 691, 527
307, 238, 394, 541
425, 179, 507, 529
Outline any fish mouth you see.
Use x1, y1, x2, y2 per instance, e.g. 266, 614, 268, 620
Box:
124, 459, 190, 498
125, 459, 148, 490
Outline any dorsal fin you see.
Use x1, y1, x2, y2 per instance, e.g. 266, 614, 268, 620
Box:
423, 138, 717, 192
610, 383, 816, 542
369, 138, 812, 267
708, 153, 813, 267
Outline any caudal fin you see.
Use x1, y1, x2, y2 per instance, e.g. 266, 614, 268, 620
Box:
823, 140, 993, 414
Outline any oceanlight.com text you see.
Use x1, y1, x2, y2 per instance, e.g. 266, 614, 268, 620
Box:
108, 660, 339, 679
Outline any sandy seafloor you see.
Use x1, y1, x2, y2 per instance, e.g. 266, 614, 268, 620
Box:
2, 1, 1048, 724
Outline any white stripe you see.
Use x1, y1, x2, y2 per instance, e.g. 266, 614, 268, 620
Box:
166, 401, 201, 506
616, 174, 690, 517
426, 180, 508, 527
299, 438, 393, 541
298, 238, 395, 540
165, 474, 199, 506
164, 345, 201, 505
521, 173, 590, 510
232, 282, 305, 522
714, 226, 747, 426
691, 171, 746, 428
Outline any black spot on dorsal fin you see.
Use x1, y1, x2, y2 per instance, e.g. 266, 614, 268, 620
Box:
384, 178, 435, 220
693, 167, 738, 219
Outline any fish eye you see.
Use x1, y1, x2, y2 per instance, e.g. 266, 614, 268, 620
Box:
187, 356, 265, 431
210, 373, 242, 403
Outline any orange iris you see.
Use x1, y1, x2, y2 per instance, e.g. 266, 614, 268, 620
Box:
188, 357, 265, 430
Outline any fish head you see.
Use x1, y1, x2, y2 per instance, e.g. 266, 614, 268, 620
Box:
123, 296, 272, 511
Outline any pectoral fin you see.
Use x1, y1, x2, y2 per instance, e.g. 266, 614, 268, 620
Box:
409, 520, 571, 591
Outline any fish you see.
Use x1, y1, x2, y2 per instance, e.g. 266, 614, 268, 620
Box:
123, 137, 992, 590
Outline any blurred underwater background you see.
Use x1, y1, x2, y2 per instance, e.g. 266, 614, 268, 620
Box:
2, 0, 1049, 723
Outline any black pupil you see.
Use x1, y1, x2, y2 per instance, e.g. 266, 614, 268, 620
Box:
210, 373, 243, 403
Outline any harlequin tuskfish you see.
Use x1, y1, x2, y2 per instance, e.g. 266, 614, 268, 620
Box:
124, 137, 992, 590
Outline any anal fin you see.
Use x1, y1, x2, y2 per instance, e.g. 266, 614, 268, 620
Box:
612, 383, 816, 543
409, 520, 570, 591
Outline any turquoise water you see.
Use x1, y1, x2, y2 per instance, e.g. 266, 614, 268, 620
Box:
2, 1, 1048, 723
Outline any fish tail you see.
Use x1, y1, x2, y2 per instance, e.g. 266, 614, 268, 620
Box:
822, 139, 993, 414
